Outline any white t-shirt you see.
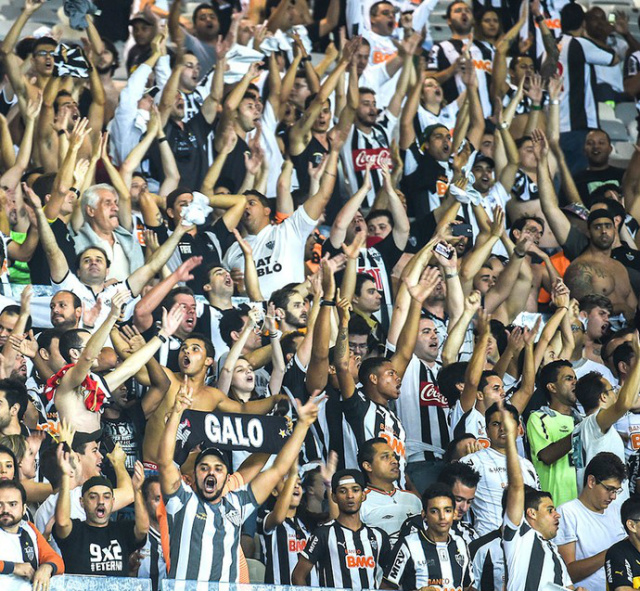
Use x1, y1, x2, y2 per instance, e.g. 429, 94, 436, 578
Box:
223, 206, 318, 299
461, 447, 539, 536
555, 498, 626, 591
34, 486, 85, 553
573, 357, 618, 387
360, 486, 422, 542
571, 411, 627, 496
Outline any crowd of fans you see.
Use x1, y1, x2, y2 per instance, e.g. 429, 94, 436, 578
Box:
2, 0, 640, 589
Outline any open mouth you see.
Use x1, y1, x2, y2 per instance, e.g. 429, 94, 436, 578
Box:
185, 317, 195, 328
96, 506, 106, 518
204, 475, 217, 493
182, 357, 192, 368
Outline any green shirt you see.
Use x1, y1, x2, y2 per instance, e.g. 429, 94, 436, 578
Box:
527, 406, 578, 507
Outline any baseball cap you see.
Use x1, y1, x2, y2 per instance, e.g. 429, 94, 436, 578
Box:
472, 153, 496, 169
81, 476, 113, 496
129, 12, 156, 26
586, 209, 615, 227
331, 469, 366, 493
194, 447, 231, 472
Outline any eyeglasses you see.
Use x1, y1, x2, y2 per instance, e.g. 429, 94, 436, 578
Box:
34, 50, 55, 57
349, 342, 369, 352
597, 480, 623, 495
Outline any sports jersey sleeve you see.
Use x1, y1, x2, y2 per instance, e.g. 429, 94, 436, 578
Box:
164, 480, 196, 510
383, 537, 415, 589
605, 543, 637, 590
624, 51, 640, 79
233, 485, 260, 520
579, 37, 617, 66
378, 528, 392, 571
300, 527, 327, 565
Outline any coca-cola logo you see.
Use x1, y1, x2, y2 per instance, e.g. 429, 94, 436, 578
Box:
419, 382, 448, 407
353, 148, 392, 171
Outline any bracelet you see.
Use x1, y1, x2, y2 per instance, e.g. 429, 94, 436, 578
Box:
69, 187, 80, 197
499, 121, 509, 130
269, 329, 283, 339
320, 299, 336, 307
158, 137, 168, 144
513, 250, 526, 258
157, 333, 168, 344
534, 14, 545, 23
445, 271, 459, 279
301, 56, 312, 62
558, 305, 569, 310
84, 324, 95, 329
530, 105, 542, 111
57, 129, 66, 137
550, 99, 560, 105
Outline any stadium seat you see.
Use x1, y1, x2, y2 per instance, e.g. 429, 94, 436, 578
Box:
598, 102, 617, 121
615, 102, 638, 126
613, 141, 636, 159
247, 558, 266, 584
601, 119, 632, 141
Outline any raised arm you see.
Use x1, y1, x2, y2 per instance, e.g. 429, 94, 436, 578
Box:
329, 165, 371, 247
232, 229, 264, 302
334, 293, 356, 399
459, 310, 490, 412
400, 60, 425, 150
533, 128, 571, 245
263, 461, 300, 531
504, 404, 524, 526
217, 312, 260, 395
442, 290, 481, 366
302, 143, 339, 221
131, 462, 150, 541
53, 442, 75, 540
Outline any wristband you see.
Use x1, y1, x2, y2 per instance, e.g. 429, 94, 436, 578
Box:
550, 99, 560, 105
158, 137, 168, 144
530, 105, 542, 111
70, 186, 81, 197
445, 271, 459, 279
269, 329, 283, 339
57, 129, 66, 137
534, 14, 545, 23
513, 250, 526, 258
320, 300, 336, 307
300, 56, 312, 62
499, 121, 509, 130
157, 333, 168, 343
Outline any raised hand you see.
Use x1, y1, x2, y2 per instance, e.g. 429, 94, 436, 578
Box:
506, 326, 525, 352
263, 302, 279, 334
107, 442, 127, 467
176, 256, 202, 283
83, 298, 103, 328
523, 316, 541, 346
173, 377, 194, 414
476, 308, 491, 336
109, 289, 131, 319
320, 450, 338, 484
336, 289, 351, 326
547, 74, 563, 101
9, 330, 38, 359
321, 258, 336, 299
490, 206, 505, 237
232, 228, 253, 256
341, 230, 366, 260
69, 117, 91, 150
465, 290, 482, 314
551, 278, 570, 309
404, 266, 441, 304
20, 284, 32, 315
161, 303, 186, 337
530, 128, 549, 162
74, 159, 90, 187
433, 241, 457, 269
119, 324, 146, 354
524, 73, 543, 104
501, 404, 518, 439
132, 460, 145, 492
56, 442, 75, 477
57, 419, 76, 446
25, 92, 43, 123
295, 390, 325, 425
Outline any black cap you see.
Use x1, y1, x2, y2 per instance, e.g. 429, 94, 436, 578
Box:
419, 124, 449, 145
586, 209, 615, 227
194, 447, 231, 472
331, 469, 366, 493
472, 153, 495, 169
81, 476, 113, 496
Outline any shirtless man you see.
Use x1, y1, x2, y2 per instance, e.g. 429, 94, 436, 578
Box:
564, 210, 637, 320
51, 293, 184, 435
142, 328, 288, 466
0, 0, 54, 104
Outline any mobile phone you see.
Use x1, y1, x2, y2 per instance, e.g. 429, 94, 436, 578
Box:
451, 223, 473, 238
608, 12, 616, 23
103, 436, 116, 454
434, 242, 453, 259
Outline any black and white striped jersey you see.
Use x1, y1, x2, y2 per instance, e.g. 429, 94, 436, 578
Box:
138, 526, 166, 590
503, 514, 572, 591
557, 34, 616, 132
257, 509, 319, 585
342, 390, 407, 486
384, 518, 474, 591
394, 354, 449, 462
301, 520, 391, 589
427, 39, 495, 116
468, 528, 505, 591
452, 520, 478, 546
340, 111, 397, 207
164, 481, 258, 582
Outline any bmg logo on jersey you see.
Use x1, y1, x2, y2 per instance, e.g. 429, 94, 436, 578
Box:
89, 541, 123, 572
345, 554, 375, 569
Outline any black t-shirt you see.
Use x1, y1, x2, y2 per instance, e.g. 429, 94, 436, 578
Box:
30, 218, 77, 285
150, 112, 214, 190
290, 136, 329, 196
572, 166, 625, 206
54, 519, 145, 576
605, 538, 640, 590
212, 133, 250, 193
400, 146, 449, 218
100, 400, 146, 477
150, 218, 235, 294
